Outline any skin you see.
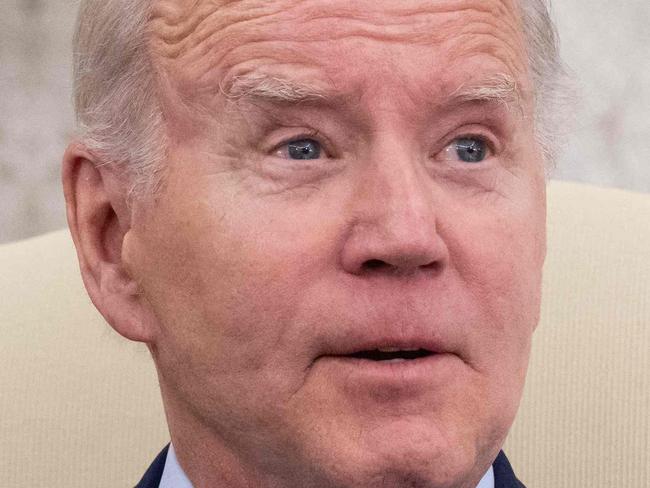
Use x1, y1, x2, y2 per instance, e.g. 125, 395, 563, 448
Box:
63, 0, 546, 487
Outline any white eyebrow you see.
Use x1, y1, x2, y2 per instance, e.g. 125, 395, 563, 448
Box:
450, 73, 523, 113
222, 73, 328, 103
222, 72, 523, 115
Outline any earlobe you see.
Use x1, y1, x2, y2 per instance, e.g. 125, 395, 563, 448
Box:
62, 143, 157, 343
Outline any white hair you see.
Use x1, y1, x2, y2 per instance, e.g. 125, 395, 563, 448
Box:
72, 0, 569, 198
518, 0, 572, 169
73, 0, 165, 198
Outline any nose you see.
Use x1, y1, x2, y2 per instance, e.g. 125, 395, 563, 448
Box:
340, 151, 448, 277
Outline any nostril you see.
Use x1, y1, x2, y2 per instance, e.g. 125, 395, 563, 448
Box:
361, 258, 441, 274
363, 259, 388, 270
422, 260, 441, 272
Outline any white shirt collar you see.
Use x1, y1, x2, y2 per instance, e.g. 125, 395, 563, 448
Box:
478, 465, 495, 488
159, 443, 193, 488
160, 443, 494, 488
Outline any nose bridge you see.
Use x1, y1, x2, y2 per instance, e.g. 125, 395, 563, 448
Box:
357, 140, 434, 236
341, 137, 447, 274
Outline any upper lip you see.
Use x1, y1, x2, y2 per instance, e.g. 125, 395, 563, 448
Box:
321, 335, 447, 357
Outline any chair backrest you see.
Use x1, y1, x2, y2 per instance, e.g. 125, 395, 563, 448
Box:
1, 180, 648, 487
504, 181, 650, 486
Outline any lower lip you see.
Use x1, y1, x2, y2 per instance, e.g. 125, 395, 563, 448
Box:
316, 353, 458, 386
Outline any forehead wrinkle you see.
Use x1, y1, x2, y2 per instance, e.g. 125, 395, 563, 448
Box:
151, 0, 220, 59
295, 0, 521, 46
150, 0, 289, 60
151, 0, 526, 67
273, 0, 519, 32
151, 0, 530, 120
453, 17, 528, 76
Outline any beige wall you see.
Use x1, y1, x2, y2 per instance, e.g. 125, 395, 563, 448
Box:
1, 0, 76, 244
1, 0, 649, 244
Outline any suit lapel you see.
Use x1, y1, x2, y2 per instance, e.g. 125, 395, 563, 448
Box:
493, 451, 526, 488
135, 444, 169, 488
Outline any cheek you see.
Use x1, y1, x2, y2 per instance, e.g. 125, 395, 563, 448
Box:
138, 180, 333, 371
132, 207, 316, 433
442, 183, 545, 358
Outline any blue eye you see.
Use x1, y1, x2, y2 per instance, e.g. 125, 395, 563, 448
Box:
451, 137, 489, 163
285, 139, 322, 160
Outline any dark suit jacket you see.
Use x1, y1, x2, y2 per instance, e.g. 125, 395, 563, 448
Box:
135, 445, 526, 488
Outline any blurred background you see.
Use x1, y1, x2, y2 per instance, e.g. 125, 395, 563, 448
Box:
1, 0, 649, 244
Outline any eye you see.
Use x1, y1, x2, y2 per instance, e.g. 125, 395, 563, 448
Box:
443, 136, 491, 164
275, 138, 323, 160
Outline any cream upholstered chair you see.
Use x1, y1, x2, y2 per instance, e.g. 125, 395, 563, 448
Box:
1, 180, 648, 487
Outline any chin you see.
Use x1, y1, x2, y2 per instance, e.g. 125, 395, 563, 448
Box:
308, 428, 485, 488
322, 455, 479, 488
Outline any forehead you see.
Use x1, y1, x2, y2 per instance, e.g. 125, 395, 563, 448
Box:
150, 0, 529, 107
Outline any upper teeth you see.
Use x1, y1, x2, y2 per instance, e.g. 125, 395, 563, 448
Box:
377, 347, 419, 352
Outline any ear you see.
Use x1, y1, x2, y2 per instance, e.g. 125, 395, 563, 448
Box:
62, 143, 158, 343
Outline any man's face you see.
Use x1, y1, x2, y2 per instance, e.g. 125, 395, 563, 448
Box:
127, 0, 546, 486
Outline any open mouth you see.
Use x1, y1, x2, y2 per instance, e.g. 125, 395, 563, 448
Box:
347, 348, 434, 362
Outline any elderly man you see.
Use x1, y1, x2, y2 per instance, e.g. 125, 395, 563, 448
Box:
62, 0, 566, 486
